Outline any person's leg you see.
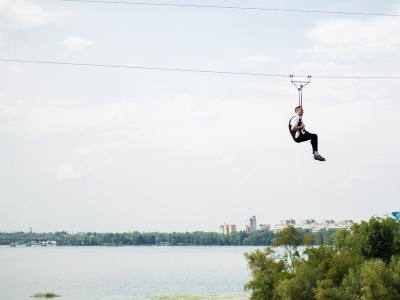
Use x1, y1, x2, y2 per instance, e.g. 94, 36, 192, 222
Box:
309, 133, 318, 154
295, 132, 318, 154
295, 132, 325, 161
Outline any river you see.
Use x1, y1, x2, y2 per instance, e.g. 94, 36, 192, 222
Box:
0, 245, 270, 300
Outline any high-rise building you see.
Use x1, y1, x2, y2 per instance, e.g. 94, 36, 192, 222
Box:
245, 216, 257, 233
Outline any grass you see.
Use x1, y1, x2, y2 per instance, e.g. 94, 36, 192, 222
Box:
32, 292, 60, 298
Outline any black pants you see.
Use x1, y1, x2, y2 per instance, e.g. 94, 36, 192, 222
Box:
294, 131, 318, 154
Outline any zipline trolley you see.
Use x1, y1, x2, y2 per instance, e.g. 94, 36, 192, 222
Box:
290, 75, 311, 107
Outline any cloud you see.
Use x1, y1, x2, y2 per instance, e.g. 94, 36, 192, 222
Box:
0, 0, 57, 29
62, 36, 93, 50
308, 19, 400, 60
57, 164, 83, 181
289, 4, 400, 107
299, 12, 400, 76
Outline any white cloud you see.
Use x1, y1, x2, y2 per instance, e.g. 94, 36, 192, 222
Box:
56, 164, 83, 181
0, 0, 56, 28
300, 14, 400, 75
308, 19, 400, 59
62, 36, 93, 50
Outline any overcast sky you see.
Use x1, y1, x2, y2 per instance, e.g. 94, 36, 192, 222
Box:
1, 0, 400, 233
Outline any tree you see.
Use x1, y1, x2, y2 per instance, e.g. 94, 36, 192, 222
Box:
302, 232, 316, 247
314, 279, 343, 300
273, 225, 301, 272
244, 247, 286, 300
360, 217, 400, 263
274, 264, 318, 300
360, 259, 400, 299
244, 216, 400, 300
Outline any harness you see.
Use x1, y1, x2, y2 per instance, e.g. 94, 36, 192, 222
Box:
288, 116, 303, 141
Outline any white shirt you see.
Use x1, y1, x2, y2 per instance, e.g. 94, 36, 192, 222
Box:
290, 116, 302, 139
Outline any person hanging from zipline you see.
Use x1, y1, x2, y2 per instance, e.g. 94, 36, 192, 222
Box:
289, 106, 325, 161
288, 75, 325, 162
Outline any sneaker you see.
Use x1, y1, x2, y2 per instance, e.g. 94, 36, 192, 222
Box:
314, 154, 326, 161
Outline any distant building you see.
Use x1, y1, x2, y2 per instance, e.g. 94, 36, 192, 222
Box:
334, 220, 354, 230
300, 219, 316, 225
245, 216, 257, 233
219, 225, 224, 234
272, 219, 354, 232
272, 219, 296, 232
259, 224, 271, 231
223, 224, 237, 235
298, 219, 316, 231
320, 219, 335, 225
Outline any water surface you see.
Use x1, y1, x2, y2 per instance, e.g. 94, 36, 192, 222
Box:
1, 246, 266, 300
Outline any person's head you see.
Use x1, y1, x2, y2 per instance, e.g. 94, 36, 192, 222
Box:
295, 106, 304, 116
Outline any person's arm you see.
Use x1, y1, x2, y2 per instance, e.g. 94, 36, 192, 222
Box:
291, 123, 305, 131
290, 117, 305, 131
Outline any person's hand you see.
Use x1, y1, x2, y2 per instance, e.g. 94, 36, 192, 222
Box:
300, 123, 305, 129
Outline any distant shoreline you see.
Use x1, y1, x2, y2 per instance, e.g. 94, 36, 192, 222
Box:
0, 228, 337, 247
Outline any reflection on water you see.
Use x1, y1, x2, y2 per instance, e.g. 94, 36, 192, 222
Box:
0, 246, 269, 300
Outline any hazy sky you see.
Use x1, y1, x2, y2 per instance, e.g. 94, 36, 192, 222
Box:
1, 0, 400, 233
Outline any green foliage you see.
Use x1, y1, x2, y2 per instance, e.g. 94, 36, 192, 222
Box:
273, 226, 301, 272
274, 226, 301, 248
341, 267, 362, 300
1, 227, 338, 247
359, 217, 400, 263
244, 216, 400, 300
244, 247, 286, 300
314, 279, 343, 300
302, 232, 316, 247
314, 228, 337, 246
274, 264, 318, 300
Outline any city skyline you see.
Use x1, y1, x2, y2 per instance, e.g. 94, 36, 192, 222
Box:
221, 211, 400, 234
2, 209, 398, 234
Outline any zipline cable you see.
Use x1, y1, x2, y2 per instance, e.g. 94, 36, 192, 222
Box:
56, 0, 400, 17
2, 58, 400, 79
0, 58, 288, 78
